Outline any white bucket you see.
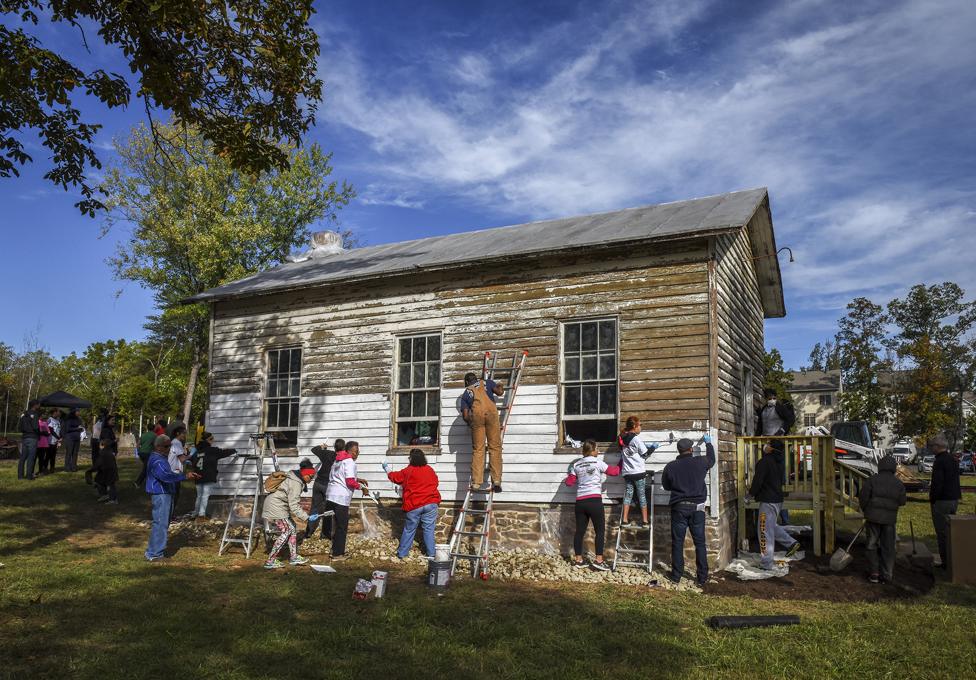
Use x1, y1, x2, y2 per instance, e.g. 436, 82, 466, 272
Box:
371, 570, 388, 598
435, 543, 451, 562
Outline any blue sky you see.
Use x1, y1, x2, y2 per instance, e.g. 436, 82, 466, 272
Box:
2, 0, 975, 368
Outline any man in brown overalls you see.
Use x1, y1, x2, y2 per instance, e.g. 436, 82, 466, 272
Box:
460, 372, 505, 493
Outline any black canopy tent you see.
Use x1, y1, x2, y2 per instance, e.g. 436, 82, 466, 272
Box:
39, 391, 93, 409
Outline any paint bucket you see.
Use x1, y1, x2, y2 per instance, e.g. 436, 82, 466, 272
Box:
352, 578, 373, 600
371, 570, 388, 598
435, 543, 451, 562
427, 561, 451, 588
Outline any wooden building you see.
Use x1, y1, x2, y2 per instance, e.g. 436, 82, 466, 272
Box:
190, 188, 786, 567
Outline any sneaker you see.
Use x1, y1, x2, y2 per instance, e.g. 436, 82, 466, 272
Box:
96, 495, 109, 502
331, 554, 348, 562
469, 482, 491, 493
666, 572, 681, 584
591, 561, 611, 572
106, 499, 119, 505
572, 560, 587, 569
264, 559, 285, 570
290, 556, 310, 566
785, 542, 801, 558
868, 573, 880, 584
622, 521, 640, 530
146, 556, 168, 562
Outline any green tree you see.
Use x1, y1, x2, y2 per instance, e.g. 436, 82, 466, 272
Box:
964, 412, 976, 452
103, 122, 354, 422
835, 297, 891, 436
887, 282, 976, 445
762, 348, 794, 401
1, 0, 322, 215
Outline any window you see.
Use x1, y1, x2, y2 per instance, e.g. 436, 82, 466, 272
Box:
740, 365, 755, 435
804, 414, 816, 427
819, 394, 833, 406
263, 347, 301, 448
561, 319, 618, 442
394, 334, 442, 446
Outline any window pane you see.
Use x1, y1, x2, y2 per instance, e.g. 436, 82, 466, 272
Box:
428, 335, 441, 360
599, 355, 615, 380
564, 385, 581, 415
427, 391, 440, 417
267, 380, 279, 398
581, 385, 599, 414
599, 320, 615, 350
269, 351, 280, 375
599, 384, 617, 414
398, 367, 410, 389
564, 356, 580, 381
581, 322, 598, 351
581, 355, 598, 380
269, 402, 282, 427
412, 364, 426, 389
290, 378, 300, 397
400, 338, 412, 364
412, 391, 427, 417
397, 394, 410, 418
289, 400, 299, 427
413, 337, 426, 362
564, 324, 580, 353
427, 363, 440, 386
289, 349, 301, 373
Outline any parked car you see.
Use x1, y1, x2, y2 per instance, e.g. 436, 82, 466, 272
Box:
960, 452, 974, 474
890, 441, 918, 465
918, 455, 935, 473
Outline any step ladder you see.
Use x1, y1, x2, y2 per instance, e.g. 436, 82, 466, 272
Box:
612, 473, 655, 573
218, 433, 279, 558
449, 350, 528, 579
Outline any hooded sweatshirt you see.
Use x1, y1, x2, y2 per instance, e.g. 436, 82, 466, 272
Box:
326, 451, 360, 506
196, 441, 238, 484
857, 456, 907, 525
618, 432, 652, 476
387, 464, 441, 512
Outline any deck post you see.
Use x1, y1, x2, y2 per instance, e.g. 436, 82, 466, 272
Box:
811, 436, 823, 557
823, 437, 836, 555
736, 438, 746, 553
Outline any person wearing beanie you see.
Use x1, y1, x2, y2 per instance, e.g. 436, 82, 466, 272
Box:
749, 439, 800, 570
262, 459, 317, 569
927, 434, 961, 569
661, 434, 716, 585
192, 432, 237, 521
858, 455, 906, 583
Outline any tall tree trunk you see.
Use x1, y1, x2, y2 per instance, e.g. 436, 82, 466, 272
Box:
181, 351, 202, 424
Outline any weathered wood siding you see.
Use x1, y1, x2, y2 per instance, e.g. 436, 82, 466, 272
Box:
206, 242, 720, 506
712, 220, 767, 507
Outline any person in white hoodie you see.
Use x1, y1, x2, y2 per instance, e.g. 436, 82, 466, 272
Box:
617, 415, 659, 529
564, 439, 620, 571
324, 441, 369, 560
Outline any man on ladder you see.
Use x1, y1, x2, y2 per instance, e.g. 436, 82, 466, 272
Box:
460, 371, 505, 493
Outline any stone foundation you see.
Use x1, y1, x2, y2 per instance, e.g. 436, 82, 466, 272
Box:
207, 497, 735, 569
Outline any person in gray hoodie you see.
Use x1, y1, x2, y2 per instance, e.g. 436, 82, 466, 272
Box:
857, 455, 907, 583
262, 459, 316, 569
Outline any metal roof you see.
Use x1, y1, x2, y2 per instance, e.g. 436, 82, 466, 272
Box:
188, 187, 784, 315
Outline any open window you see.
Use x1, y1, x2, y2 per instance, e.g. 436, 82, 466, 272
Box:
263, 346, 301, 448
560, 319, 618, 442
394, 333, 442, 447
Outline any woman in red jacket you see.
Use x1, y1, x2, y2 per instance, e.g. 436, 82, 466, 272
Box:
384, 448, 441, 559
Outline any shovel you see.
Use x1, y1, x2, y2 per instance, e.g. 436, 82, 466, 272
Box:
830, 523, 865, 572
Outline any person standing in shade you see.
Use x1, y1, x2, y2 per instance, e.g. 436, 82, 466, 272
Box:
17, 399, 41, 480
306, 438, 342, 540
135, 426, 157, 488
460, 371, 505, 493
87, 414, 117, 485
62, 408, 84, 472
858, 455, 906, 583
661, 435, 716, 586
384, 448, 441, 560
167, 425, 190, 521
193, 431, 237, 521
749, 439, 801, 570
36, 412, 52, 476
144, 435, 199, 561
44, 408, 62, 473
928, 434, 961, 570
90, 408, 107, 464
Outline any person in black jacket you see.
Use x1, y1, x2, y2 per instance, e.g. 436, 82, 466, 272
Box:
92, 416, 120, 503
928, 435, 961, 569
192, 431, 237, 520
62, 408, 84, 472
858, 455, 906, 583
661, 435, 716, 585
305, 438, 343, 539
86, 414, 117, 485
17, 399, 42, 480
749, 439, 800, 569
755, 389, 796, 436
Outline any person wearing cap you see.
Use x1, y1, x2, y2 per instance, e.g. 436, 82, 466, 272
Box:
928, 434, 961, 569
262, 459, 317, 569
145, 435, 200, 561
749, 439, 801, 570
661, 435, 716, 585
192, 431, 237, 521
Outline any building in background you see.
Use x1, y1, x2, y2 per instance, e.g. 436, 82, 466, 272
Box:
789, 369, 841, 430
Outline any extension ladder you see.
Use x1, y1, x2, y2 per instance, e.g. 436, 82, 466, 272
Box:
612, 473, 655, 573
218, 433, 279, 558
449, 350, 528, 578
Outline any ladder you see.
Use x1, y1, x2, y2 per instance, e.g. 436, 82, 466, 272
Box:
612, 473, 655, 573
218, 433, 279, 558
449, 350, 528, 578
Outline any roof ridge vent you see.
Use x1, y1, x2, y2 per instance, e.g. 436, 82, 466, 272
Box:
287, 230, 344, 262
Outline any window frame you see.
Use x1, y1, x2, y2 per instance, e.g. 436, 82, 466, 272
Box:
740, 364, 755, 436
391, 331, 443, 449
819, 393, 833, 407
804, 413, 817, 427
262, 345, 302, 445
558, 316, 620, 444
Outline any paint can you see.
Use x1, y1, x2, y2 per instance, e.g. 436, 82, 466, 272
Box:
352, 578, 373, 600
427, 561, 451, 589
434, 543, 451, 562
371, 570, 388, 598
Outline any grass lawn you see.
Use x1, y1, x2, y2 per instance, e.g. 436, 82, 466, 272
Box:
1, 459, 975, 680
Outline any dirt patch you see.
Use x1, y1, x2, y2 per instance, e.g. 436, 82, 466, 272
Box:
704, 541, 934, 603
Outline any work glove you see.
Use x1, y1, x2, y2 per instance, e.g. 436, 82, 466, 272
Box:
381, 461, 390, 472
703, 434, 712, 444
308, 513, 320, 522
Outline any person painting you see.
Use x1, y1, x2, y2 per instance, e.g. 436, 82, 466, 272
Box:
145, 435, 199, 561
324, 441, 369, 561
748, 439, 800, 570
193, 431, 237, 521
564, 439, 619, 571
661, 435, 716, 586
618, 415, 658, 529
306, 438, 343, 540
858, 455, 906, 583
460, 371, 505, 493
262, 459, 316, 569
383, 448, 441, 559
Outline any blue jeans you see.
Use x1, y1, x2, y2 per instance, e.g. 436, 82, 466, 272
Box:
18, 437, 38, 479
670, 502, 708, 583
398, 503, 438, 558
146, 493, 174, 560
194, 482, 215, 517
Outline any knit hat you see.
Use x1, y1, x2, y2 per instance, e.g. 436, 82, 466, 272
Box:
676, 438, 694, 453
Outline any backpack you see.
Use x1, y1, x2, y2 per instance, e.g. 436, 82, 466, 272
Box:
264, 471, 288, 494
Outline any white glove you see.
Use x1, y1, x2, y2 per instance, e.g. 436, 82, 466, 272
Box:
381, 461, 390, 472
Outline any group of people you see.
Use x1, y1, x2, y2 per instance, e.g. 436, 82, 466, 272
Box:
16, 400, 86, 480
